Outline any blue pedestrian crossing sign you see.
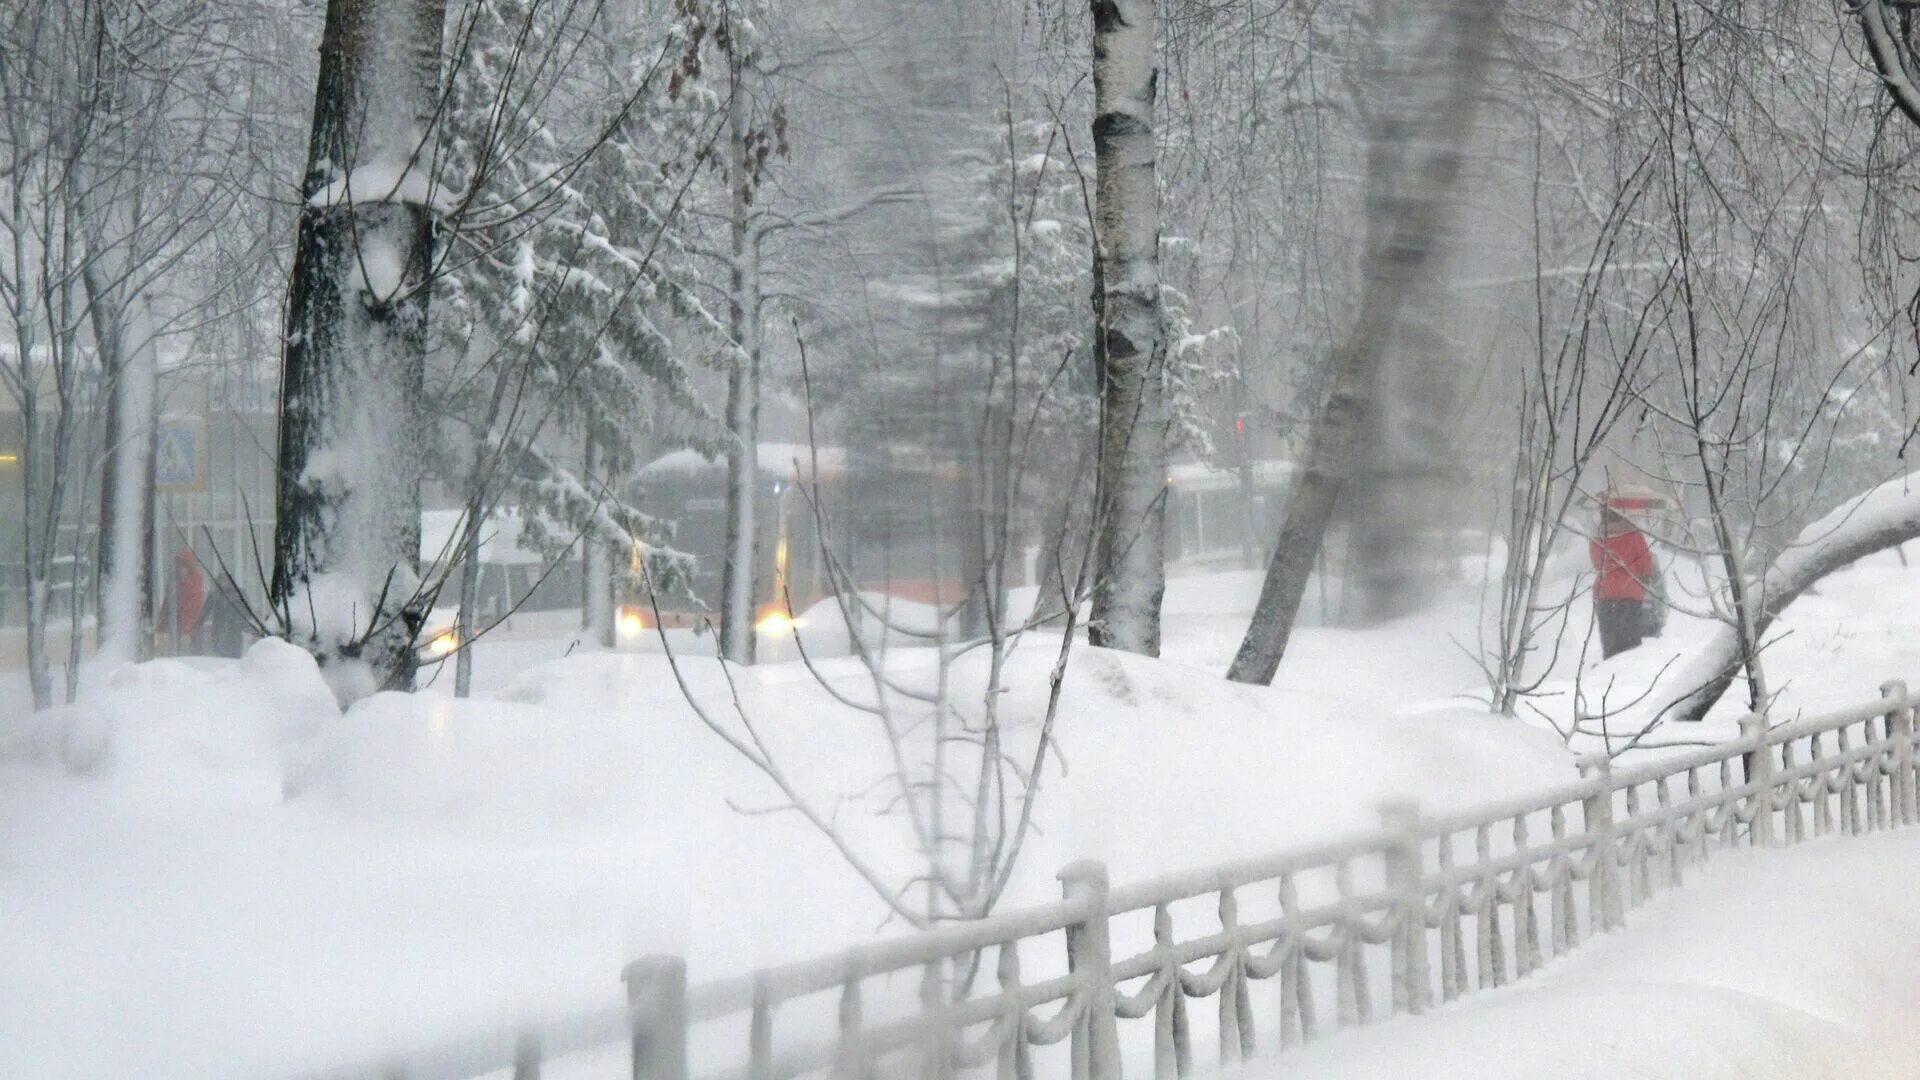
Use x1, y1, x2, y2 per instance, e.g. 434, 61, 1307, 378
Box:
156, 419, 204, 493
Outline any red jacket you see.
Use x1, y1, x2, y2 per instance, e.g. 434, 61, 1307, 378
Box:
1591, 530, 1653, 601
176, 552, 206, 634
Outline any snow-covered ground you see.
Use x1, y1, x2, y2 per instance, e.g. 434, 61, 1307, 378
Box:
4, 553, 1920, 1078
1254, 828, 1920, 1080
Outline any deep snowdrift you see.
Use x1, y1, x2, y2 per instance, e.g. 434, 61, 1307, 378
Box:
5, 559, 1920, 1077
1, 593, 1567, 1078
1251, 830, 1920, 1080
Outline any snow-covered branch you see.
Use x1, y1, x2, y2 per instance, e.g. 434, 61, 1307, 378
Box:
1640, 472, 1920, 726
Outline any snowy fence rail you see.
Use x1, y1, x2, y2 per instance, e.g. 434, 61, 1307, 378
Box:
314, 681, 1920, 1080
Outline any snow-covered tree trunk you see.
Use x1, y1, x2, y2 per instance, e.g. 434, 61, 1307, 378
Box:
72, 20, 163, 665
585, 540, 615, 648
1087, 0, 1169, 657
719, 76, 762, 665
83, 256, 158, 663
271, 0, 446, 703
1227, 0, 1498, 685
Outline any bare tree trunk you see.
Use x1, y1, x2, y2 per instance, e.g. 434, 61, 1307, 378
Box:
718, 71, 761, 665
1227, 0, 1498, 685
1087, 0, 1169, 657
6, 156, 55, 709
452, 503, 483, 697
1696, 436, 1771, 713
271, 0, 446, 702
21, 399, 53, 710
582, 431, 614, 648
1032, 437, 1095, 626
1, 1, 118, 708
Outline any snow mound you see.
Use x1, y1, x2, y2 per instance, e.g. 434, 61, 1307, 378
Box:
14, 554, 1920, 1077
493, 639, 1578, 889
1, 638, 335, 791
285, 687, 654, 826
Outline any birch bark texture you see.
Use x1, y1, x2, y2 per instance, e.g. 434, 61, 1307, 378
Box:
1087, 0, 1170, 657
719, 63, 762, 666
1227, 0, 1499, 685
272, 0, 447, 701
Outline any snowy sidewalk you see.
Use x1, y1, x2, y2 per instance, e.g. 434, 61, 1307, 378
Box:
1240, 829, 1920, 1080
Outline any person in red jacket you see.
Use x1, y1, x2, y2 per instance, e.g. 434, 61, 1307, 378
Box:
171, 548, 207, 654
1591, 506, 1654, 658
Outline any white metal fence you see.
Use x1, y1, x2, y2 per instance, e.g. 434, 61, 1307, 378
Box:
312, 680, 1920, 1080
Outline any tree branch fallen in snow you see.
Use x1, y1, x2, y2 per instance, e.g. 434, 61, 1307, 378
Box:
1643, 471, 1920, 727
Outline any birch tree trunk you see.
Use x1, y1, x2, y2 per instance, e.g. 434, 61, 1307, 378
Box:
1087, 0, 1169, 657
719, 71, 762, 665
1345, 38, 1461, 627
271, 0, 446, 702
1227, 0, 1498, 685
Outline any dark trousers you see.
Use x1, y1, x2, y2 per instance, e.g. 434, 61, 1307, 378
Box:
1596, 598, 1645, 659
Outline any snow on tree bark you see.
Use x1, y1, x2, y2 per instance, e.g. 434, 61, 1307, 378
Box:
585, 540, 615, 648
1087, 0, 1170, 657
272, 0, 447, 703
74, 28, 163, 665
84, 238, 158, 664
1227, 0, 1499, 685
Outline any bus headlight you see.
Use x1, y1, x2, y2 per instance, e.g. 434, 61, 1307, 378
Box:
754, 608, 803, 636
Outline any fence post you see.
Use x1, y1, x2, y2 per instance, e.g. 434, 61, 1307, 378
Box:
625, 956, 688, 1080
1060, 860, 1121, 1080
1883, 680, 1915, 827
1379, 800, 1429, 1016
1578, 754, 1623, 931
1739, 713, 1778, 848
